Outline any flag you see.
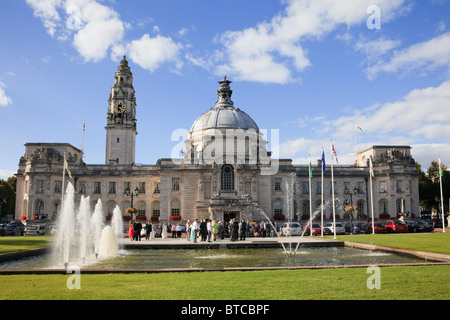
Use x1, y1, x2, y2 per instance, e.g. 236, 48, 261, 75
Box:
439, 158, 444, 177
332, 143, 339, 164
64, 159, 72, 179
83, 121, 85, 132
309, 161, 313, 178
355, 124, 363, 132
321, 150, 325, 172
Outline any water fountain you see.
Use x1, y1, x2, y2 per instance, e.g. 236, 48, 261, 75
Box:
50, 182, 121, 268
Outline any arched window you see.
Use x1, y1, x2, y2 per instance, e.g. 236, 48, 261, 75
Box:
152, 201, 160, 218
221, 164, 234, 190
171, 199, 180, 216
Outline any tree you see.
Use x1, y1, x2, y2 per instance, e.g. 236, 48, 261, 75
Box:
0, 176, 16, 221
418, 161, 450, 213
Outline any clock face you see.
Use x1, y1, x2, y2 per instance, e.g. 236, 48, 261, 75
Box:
114, 102, 125, 114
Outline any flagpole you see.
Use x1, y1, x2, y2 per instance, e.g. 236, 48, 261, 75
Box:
81, 121, 85, 161
309, 154, 312, 237
61, 152, 66, 215
369, 157, 375, 234
331, 140, 336, 240
439, 157, 446, 233
321, 147, 324, 237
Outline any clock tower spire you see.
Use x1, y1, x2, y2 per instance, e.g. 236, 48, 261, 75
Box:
105, 55, 137, 165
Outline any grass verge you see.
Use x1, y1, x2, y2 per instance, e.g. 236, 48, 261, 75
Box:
0, 265, 449, 300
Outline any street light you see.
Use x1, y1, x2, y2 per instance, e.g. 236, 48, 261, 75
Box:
125, 186, 139, 221
345, 186, 358, 235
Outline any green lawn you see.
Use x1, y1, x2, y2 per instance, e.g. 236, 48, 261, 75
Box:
0, 265, 449, 300
0, 233, 449, 300
326, 232, 450, 255
0, 236, 52, 254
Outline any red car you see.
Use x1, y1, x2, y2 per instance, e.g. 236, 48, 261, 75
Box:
382, 220, 408, 233
303, 223, 322, 236
366, 222, 387, 234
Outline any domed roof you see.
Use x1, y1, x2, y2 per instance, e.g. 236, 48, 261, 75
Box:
190, 77, 259, 133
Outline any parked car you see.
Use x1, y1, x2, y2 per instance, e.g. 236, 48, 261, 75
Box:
280, 222, 302, 236
366, 222, 387, 234
345, 222, 368, 234
323, 222, 346, 235
25, 224, 46, 236
406, 220, 434, 233
303, 223, 322, 236
382, 219, 408, 233
0, 224, 6, 236
4, 220, 25, 236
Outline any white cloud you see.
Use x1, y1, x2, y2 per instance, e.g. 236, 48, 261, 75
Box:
213, 0, 406, 84
367, 32, 450, 79
0, 82, 12, 107
279, 80, 450, 168
354, 36, 401, 60
26, 0, 125, 62
122, 34, 183, 73
26, 0, 62, 37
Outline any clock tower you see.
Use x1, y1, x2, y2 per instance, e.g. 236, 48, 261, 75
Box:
105, 56, 137, 165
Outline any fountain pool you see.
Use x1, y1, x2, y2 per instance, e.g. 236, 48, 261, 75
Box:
0, 246, 428, 271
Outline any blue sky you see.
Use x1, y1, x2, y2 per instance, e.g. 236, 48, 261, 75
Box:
1, 0, 450, 179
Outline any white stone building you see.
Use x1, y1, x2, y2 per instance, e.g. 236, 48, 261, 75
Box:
14, 57, 420, 223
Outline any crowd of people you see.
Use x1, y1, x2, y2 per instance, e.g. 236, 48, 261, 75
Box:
127, 219, 278, 242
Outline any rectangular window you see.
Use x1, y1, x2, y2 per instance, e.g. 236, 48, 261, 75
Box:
108, 182, 116, 194
124, 182, 131, 193
54, 181, 62, 193
302, 182, 309, 194
379, 181, 387, 193
316, 182, 322, 194
154, 182, 160, 194
139, 182, 146, 194
172, 178, 180, 191
37, 180, 44, 193
357, 182, 364, 194
79, 182, 86, 195
94, 182, 101, 194
396, 180, 403, 192
274, 178, 282, 191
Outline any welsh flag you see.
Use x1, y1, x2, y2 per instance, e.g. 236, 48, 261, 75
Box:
439, 158, 444, 177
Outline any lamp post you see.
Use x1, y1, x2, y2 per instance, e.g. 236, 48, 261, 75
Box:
345, 186, 358, 235
125, 186, 139, 221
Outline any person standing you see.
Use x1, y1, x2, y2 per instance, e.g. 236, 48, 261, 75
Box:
239, 219, 247, 241
186, 220, 191, 241
218, 221, 224, 240
128, 221, 135, 241
212, 220, 218, 241
200, 219, 207, 241
191, 219, 199, 243
145, 221, 152, 240
161, 222, 168, 239
172, 223, 177, 238
207, 220, 212, 242
134, 220, 142, 241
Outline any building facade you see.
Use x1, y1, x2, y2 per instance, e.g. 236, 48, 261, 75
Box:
15, 57, 420, 223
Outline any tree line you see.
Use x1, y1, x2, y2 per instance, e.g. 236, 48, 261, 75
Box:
0, 176, 16, 221
417, 160, 449, 213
